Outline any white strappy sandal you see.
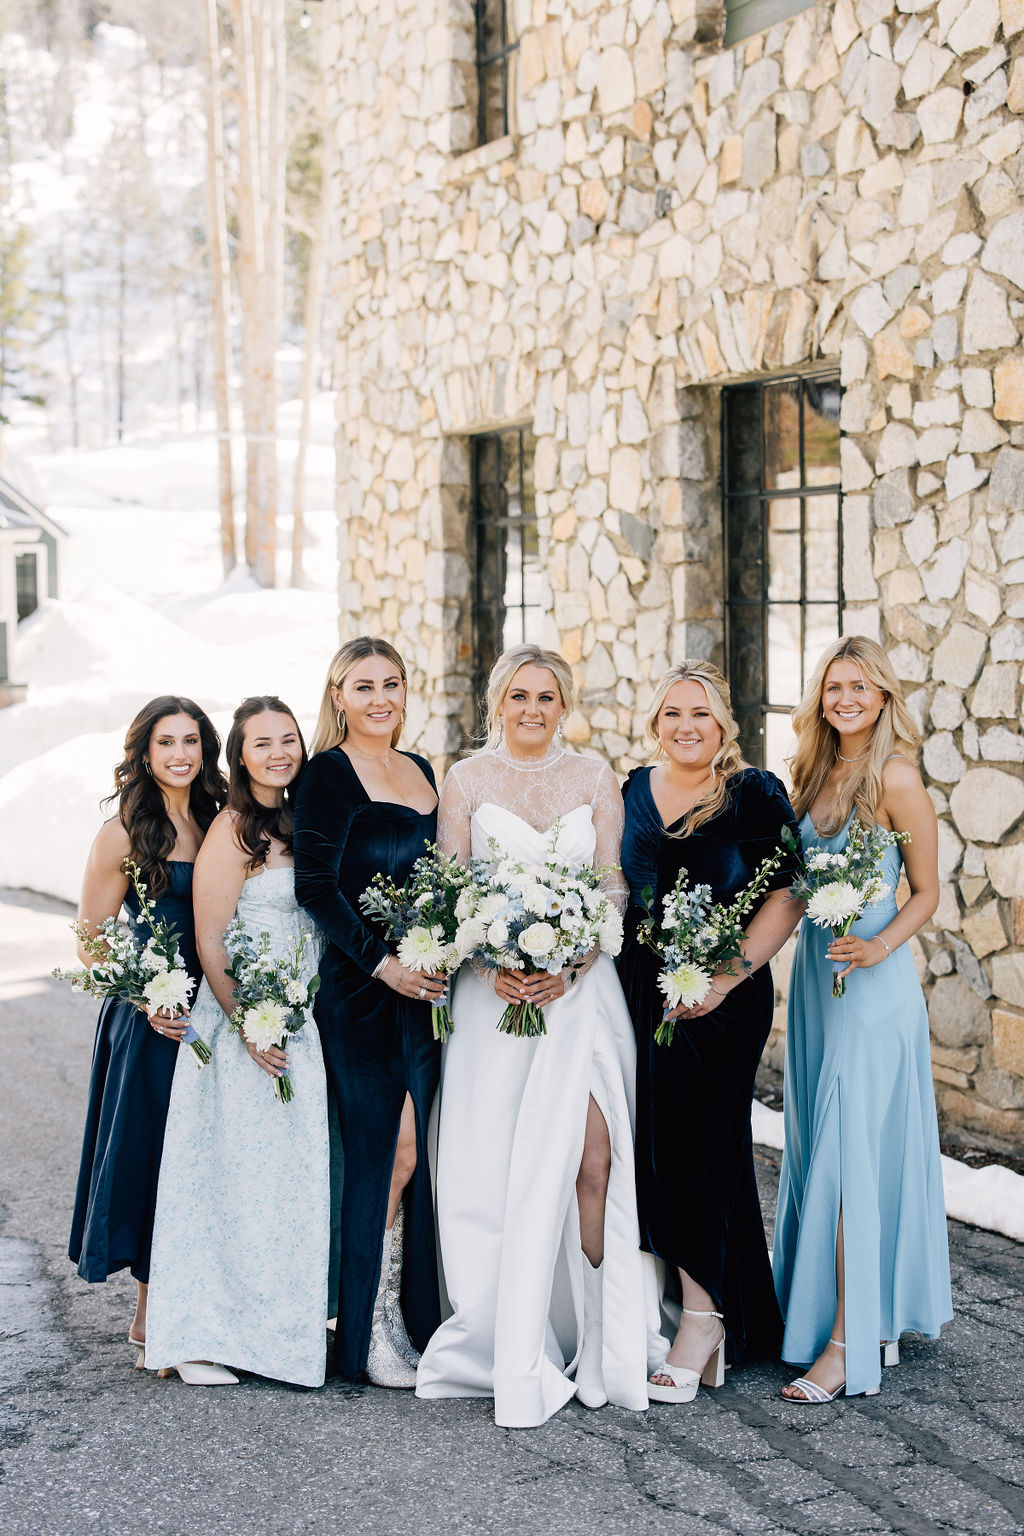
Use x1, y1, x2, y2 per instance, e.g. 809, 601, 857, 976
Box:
782, 1338, 846, 1403
647, 1308, 726, 1404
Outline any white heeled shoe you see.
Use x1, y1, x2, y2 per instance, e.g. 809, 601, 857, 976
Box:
156, 1361, 239, 1385
366, 1224, 417, 1389
574, 1257, 608, 1409
384, 1205, 420, 1369
648, 1307, 726, 1404
882, 1339, 900, 1368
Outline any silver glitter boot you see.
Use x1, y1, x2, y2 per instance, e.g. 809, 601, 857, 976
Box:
385, 1204, 421, 1369
366, 1224, 417, 1388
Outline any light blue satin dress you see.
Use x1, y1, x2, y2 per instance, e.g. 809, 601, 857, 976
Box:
773, 813, 952, 1396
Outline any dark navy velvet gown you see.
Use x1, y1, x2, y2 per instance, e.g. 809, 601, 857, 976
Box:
293, 747, 441, 1381
617, 768, 799, 1365
69, 861, 200, 1284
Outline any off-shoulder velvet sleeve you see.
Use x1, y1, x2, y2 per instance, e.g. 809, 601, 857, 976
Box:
292, 750, 390, 975
737, 769, 801, 892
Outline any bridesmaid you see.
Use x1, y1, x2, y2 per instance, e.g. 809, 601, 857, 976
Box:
145, 697, 330, 1387
293, 637, 444, 1388
68, 696, 226, 1352
774, 636, 952, 1402
617, 661, 801, 1403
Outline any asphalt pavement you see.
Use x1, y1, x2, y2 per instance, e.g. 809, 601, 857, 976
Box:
1, 886, 1022, 1536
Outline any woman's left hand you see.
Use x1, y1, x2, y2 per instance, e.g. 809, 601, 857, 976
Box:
666, 974, 738, 1022
827, 933, 888, 978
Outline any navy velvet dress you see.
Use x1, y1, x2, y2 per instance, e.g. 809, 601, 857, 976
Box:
293, 747, 441, 1380
69, 860, 200, 1284
617, 768, 799, 1364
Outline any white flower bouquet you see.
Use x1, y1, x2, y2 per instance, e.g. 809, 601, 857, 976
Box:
359, 846, 472, 1041
454, 831, 624, 1038
639, 848, 786, 1046
782, 820, 910, 997
53, 858, 209, 1066
224, 919, 321, 1102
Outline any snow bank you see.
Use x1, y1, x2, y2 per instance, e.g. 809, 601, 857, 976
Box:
752, 1099, 1024, 1245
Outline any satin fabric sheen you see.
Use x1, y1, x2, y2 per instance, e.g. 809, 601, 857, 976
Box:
773, 813, 952, 1396
416, 803, 664, 1427
618, 767, 800, 1364
69, 860, 200, 1285
293, 747, 441, 1380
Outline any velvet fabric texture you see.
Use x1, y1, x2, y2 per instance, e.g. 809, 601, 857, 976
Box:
293, 747, 441, 1380
617, 767, 800, 1364
69, 860, 201, 1284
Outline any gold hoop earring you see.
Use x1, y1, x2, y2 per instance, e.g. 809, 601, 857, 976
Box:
144, 760, 153, 776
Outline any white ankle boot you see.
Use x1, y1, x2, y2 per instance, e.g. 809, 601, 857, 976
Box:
385, 1204, 421, 1368
574, 1257, 608, 1409
366, 1224, 417, 1389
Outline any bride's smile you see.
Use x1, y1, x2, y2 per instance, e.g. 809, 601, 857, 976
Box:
498, 664, 565, 759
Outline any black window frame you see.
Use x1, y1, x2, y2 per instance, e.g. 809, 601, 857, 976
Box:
721, 372, 843, 770
15, 551, 39, 622
475, 0, 518, 145
470, 426, 539, 707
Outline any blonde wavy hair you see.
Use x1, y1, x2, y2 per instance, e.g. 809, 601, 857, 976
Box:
310, 636, 408, 756
481, 644, 577, 750
789, 635, 919, 833
644, 662, 746, 836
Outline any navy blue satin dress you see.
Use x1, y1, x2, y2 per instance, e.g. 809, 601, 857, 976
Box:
69, 861, 200, 1284
617, 768, 799, 1364
293, 747, 441, 1380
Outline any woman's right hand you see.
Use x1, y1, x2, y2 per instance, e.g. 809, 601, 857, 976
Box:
147, 1008, 191, 1042
378, 957, 447, 1001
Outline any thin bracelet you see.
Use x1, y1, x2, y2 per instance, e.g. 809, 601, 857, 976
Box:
708, 983, 729, 995
876, 935, 892, 957
371, 955, 390, 980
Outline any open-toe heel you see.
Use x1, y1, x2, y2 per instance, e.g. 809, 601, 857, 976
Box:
781, 1338, 846, 1404
648, 1308, 725, 1405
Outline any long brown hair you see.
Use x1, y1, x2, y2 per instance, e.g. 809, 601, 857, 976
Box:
789, 635, 919, 833
643, 662, 747, 836
106, 696, 226, 898
310, 636, 408, 755
226, 696, 307, 871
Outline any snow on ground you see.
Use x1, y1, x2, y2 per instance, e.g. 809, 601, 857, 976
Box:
0, 403, 341, 905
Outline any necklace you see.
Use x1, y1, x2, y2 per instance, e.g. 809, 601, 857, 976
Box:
494, 744, 567, 773
836, 747, 870, 763
348, 743, 392, 769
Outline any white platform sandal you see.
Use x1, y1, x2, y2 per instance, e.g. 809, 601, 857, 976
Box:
647, 1308, 726, 1404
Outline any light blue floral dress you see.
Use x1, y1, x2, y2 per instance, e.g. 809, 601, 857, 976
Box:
145, 867, 330, 1387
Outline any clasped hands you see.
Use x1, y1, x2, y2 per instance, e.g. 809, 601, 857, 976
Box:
494, 966, 566, 1008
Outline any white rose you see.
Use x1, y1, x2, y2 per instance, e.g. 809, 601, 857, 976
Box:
487, 919, 509, 948
598, 912, 624, 956
455, 917, 486, 960
455, 889, 475, 921
518, 921, 557, 960
521, 884, 549, 917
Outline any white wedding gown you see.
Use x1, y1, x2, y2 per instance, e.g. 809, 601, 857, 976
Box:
415, 748, 665, 1427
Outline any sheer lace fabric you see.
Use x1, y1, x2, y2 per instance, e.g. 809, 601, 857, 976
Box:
437, 747, 628, 987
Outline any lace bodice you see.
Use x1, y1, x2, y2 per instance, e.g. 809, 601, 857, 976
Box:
438, 747, 628, 913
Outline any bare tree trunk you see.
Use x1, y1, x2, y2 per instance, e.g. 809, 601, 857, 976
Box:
203, 0, 236, 575
291, 77, 336, 588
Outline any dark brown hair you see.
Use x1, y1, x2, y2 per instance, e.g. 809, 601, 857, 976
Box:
225, 696, 307, 871
106, 696, 226, 898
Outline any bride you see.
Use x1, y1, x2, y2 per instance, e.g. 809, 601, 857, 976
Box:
416, 644, 663, 1427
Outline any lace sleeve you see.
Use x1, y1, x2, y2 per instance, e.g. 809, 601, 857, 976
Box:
437, 761, 473, 865
590, 761, 628, 916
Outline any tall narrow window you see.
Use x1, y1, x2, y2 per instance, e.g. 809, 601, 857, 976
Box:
15, 552, 38, 621
471, 428, 540, 700
722, 374, 842, 774
476, 0, 517, 144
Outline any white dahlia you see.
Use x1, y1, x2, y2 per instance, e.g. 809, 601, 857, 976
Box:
397, 924, 448, 971
658, 963, 712, 1011
806, 882, 862, 928
241, 998, 290, 1052
143, 968, 192, 1016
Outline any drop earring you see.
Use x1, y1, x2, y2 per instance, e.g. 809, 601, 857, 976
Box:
336, 708, 346, 734
144, 760, 153, 776
557, 715, 565, 741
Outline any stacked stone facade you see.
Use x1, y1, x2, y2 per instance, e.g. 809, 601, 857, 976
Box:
323, 0, 1024, 1149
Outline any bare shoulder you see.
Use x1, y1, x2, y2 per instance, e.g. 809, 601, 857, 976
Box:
91, 815, 132, 864
881, 755, 925, 793
198, 808, 249, 860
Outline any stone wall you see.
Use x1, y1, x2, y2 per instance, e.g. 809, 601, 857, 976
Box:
323, 0, 1024, 1149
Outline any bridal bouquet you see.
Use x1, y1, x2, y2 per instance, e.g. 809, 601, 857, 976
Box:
639, 848, 785, 1046
359, 846, 472, 1041
53, 858, 210, 1066
454, 832, 624, 1038
224, 919, 320, 1102
782, 820, 909, 998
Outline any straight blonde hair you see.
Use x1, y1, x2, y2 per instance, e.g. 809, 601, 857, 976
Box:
310, 637, 408, 756
481, 644, 577, 749
789, 635, 919, 833
644, 662, 746, 836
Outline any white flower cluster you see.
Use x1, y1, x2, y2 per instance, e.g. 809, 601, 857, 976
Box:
224, 919, 321, 1102
794, 820, 902, 933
